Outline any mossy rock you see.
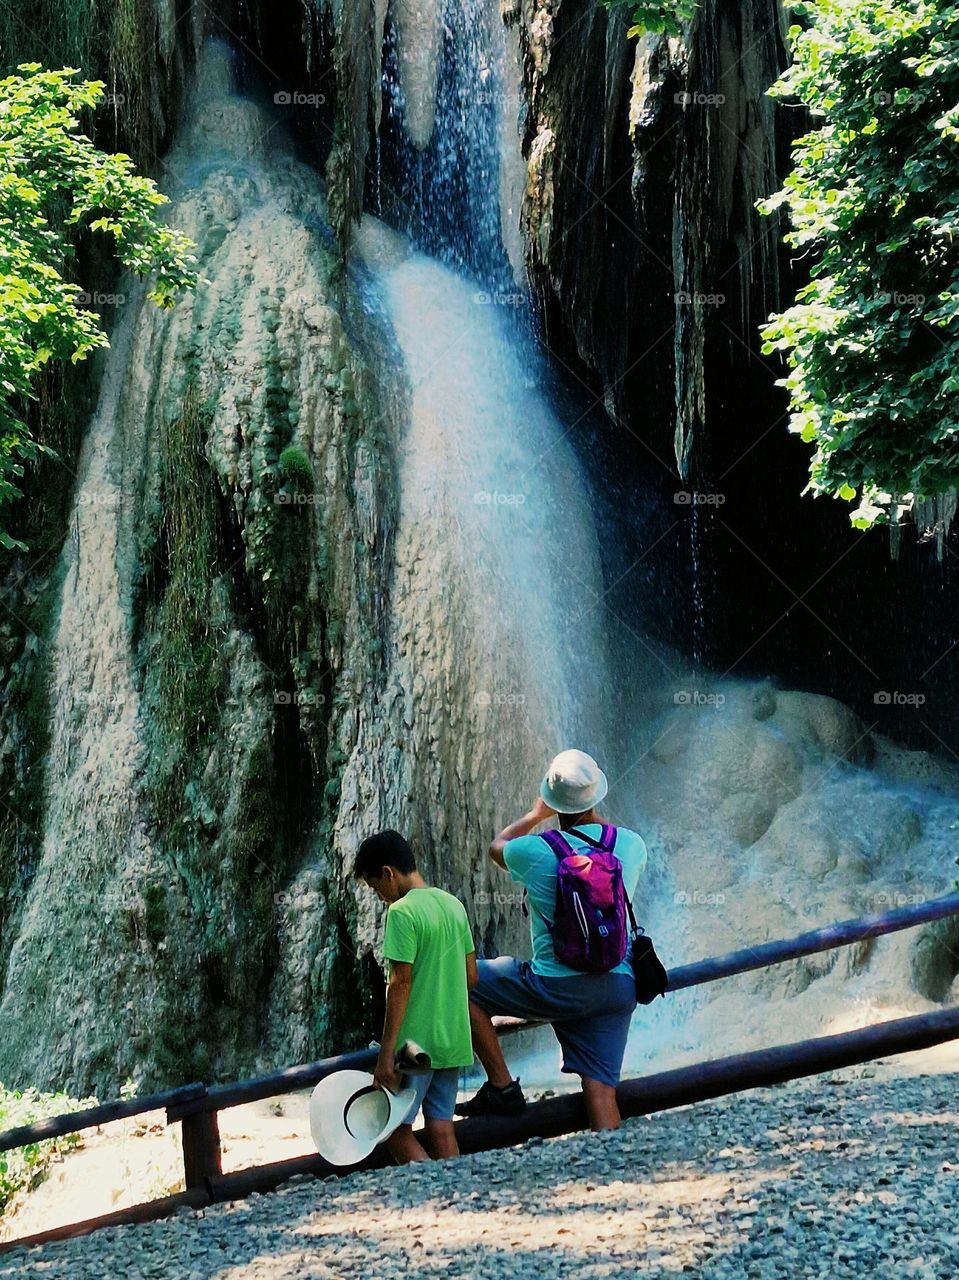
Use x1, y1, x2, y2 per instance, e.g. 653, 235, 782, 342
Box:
278, 445, 314, 489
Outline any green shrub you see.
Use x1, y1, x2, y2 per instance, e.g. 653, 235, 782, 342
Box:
602, 0, 697, 36
0, 1083, 94, 1214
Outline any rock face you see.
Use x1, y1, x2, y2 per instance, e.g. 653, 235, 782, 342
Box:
0, 43, 400, 1094
516, 0, 787, 473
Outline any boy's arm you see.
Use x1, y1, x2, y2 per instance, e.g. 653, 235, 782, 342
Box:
489, 796, 555, 869
374, 961, 413, 1093
466, 950, 478, 990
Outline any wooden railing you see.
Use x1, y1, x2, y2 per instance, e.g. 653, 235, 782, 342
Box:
3, 889, 959, 1254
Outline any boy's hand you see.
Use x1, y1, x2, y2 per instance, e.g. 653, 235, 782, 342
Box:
373, 1054, 401, 1094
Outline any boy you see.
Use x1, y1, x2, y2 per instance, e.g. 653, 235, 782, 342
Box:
354, 829, 477, 1162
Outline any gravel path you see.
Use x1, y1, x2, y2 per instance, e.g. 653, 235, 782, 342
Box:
4, 1068, 958, 1279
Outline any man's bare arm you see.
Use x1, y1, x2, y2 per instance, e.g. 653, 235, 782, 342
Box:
489, 796, 556, 869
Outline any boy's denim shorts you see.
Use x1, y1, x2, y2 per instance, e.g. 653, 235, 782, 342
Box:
470, 956, 637, 1087
400, 1066, 460, 1125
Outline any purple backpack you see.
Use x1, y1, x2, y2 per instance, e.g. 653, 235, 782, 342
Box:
538, 824, 628, 973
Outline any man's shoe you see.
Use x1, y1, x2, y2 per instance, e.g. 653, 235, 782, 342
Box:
455, 1079, 527, 1118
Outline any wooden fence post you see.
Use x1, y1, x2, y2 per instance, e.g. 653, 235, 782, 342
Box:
180, 1108, 222, 1191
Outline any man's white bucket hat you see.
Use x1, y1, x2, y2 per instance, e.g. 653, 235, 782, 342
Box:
309, 1069, 417, 1166
540, 748, 609, 814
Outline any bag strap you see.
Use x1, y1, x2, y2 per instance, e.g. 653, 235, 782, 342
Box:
540, 828, 575, 861
569, 824, 641, 934
567, 823, 618, 853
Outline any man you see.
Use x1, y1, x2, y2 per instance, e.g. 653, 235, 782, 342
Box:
354, 829, 477, 1162
458, 749, 647, 1131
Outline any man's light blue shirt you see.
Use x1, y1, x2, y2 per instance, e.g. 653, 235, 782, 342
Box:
503, 823, 648, 978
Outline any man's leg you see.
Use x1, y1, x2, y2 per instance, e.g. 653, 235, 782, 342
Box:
423, 1118, 459, 1158
581, 1076, 620, 1131
468, 998, 512, 1088
386, 1124, 430, 1163
553, 983, 635, 1132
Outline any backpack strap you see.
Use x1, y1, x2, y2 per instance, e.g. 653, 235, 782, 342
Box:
567, 823, 618, 853
540, 828, 576, 860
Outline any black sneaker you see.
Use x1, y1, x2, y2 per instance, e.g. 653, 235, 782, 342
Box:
455, 1079, 527, 1118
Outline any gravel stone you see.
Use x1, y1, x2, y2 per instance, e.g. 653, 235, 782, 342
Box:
3, 1072, 958, 1278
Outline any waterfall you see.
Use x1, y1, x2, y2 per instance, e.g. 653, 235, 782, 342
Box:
337, 1, 691, 1080
4, 13, 959, 1099
352, 0, 959, 1083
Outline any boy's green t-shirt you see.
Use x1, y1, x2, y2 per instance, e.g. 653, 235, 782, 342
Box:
383, 886, 475, 1070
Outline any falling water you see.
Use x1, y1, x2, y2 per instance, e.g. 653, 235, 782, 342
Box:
348, 0, 696, 1080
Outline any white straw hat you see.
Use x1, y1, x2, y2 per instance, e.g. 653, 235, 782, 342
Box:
309, 1069, 417, 1166
540, 749, 609, 814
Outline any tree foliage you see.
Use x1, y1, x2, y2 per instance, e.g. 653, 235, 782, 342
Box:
602, 1, 698, 38
760, 0, 959, 529
0, 64, 197, 548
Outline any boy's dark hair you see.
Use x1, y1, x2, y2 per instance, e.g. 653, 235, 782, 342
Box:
354, 829, 416, 879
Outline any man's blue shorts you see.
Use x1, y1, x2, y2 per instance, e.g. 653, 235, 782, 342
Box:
470, 956, 637, 1088
400, 1066, 460, 1125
